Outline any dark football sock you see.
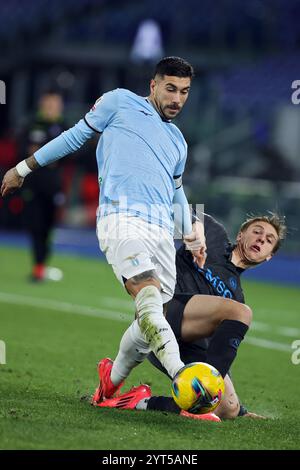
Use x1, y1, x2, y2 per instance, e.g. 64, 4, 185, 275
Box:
238, 404, 248, 416
147, 396, 181, 414
206, 319, 249, 378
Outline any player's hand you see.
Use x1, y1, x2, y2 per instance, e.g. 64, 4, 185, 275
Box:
242, 411, 268, 419
193, 247, 207, 269
184, 225, 206, 251
184, 221, 207, 265
0, 168, 24, 197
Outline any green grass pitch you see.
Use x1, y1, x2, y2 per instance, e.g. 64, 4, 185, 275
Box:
0, 246, 299, 450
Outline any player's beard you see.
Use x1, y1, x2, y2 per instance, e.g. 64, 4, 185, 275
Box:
236, 241, 263, 268
153, 97, 180, 120
163, 105, 180, 119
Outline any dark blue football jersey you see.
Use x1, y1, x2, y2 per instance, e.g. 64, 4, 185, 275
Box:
175, 214, 245, 303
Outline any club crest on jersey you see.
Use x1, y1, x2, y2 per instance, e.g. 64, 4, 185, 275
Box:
125, 255, 140, 267
229, 277, 237, 290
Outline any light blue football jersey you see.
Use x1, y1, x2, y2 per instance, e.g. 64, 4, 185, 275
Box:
84, 88, 187, 233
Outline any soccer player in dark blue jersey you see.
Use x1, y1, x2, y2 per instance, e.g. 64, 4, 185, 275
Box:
96, 212, 286, 420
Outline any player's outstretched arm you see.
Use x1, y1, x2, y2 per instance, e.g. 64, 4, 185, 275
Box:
173, 184, 206, 266
241, 411, 268, 419
184, 220, 207, 268
1, 119, 95, 198
1, 168, 23, 197
173, 181, 192, 235
1, 155, 40, 197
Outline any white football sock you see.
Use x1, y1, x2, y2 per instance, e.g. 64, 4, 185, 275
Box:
135, 285, 184, 379
110, 319, 150, 385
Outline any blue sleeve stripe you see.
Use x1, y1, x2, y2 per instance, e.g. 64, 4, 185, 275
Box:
84, 116, 101, 134
173, 174, 182, 189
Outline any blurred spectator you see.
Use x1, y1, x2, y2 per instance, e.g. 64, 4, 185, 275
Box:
130, 19, 164, 64
0, 129, 19, 228
21, 90, 66, 282
0, 128, 18, 170
253, 120, 295, 182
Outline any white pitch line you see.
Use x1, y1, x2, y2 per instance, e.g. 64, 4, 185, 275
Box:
100, 297, 134, 311
244, 337, 292, 353
251, 321, 300, 338
0, 291, 296, 354
251, 321, 270, 333
277, 326, 300, 338
0, 291, 132, 323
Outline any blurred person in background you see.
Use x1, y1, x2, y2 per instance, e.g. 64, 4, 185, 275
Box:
22, 90, 66, 282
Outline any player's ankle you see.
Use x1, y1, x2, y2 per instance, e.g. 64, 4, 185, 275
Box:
33, 264, 45, 279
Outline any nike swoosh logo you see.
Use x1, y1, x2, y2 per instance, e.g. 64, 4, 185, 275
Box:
156, 340, 171, 354
138, 110, 153, 116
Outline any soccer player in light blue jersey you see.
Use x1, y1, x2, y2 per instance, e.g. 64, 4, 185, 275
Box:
1, 57, 206, 405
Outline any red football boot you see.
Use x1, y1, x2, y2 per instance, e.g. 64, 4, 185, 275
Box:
91, 358, 124, 405
180, 410, 221, 422
95, 384, 152, 410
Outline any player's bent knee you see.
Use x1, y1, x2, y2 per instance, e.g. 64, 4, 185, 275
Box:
241, 304, 252, 326
229, 301, 252, 326
219, 401, 240, 420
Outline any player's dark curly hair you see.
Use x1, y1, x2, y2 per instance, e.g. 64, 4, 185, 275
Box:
154, 57, 194, 79
239, 212, 287, 254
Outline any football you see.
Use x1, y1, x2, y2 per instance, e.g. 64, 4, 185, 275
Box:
171, 362, 225, 414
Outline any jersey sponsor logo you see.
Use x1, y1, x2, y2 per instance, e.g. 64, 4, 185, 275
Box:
193, 264, 234, 298
138, 109, 153, 116
205, 268, 233, 298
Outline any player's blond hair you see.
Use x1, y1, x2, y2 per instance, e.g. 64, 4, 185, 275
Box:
239, 212, 287, 254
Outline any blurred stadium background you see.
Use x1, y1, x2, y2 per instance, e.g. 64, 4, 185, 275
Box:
1, 0, 300, 282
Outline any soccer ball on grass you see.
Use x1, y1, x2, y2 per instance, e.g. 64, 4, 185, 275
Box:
171, 362, 225, 414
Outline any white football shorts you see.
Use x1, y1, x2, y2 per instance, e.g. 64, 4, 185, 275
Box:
96, 213, 176, 303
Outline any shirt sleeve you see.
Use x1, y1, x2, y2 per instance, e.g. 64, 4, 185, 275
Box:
204, 214, 231, 256
173, 185, 192, 236
84, 89, 118, 133
34, 118, 95, 166
174, 155, 187, 178
174, 136, 188, 177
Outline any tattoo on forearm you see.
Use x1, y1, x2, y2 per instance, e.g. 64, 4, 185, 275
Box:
25, 155, 41, 171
